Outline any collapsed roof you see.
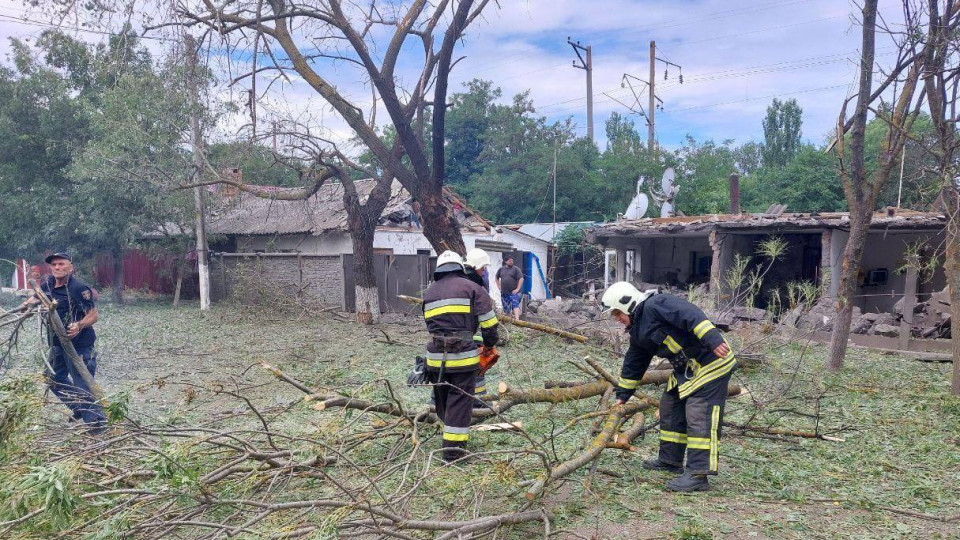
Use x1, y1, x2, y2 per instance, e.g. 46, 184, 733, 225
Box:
208, 179, 490, 236
588, 209, 947, 243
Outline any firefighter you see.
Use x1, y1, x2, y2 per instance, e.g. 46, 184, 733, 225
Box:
464, 248, 495, 406
423, 251, 499, 462
602, 281, 735, 492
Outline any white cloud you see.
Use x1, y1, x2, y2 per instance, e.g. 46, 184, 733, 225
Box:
0, 0, 913, 154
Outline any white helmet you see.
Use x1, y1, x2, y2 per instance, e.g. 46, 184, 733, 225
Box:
465, 248, 490, 269
600, 281, 657, 316
435, 250, 465, 274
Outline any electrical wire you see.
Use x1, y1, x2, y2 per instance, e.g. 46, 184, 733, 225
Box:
0, 13, 178, 42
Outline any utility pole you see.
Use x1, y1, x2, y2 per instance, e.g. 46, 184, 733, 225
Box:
552, 147, 558, 242
648, 41, 656, 154
619, 42, 682, 159
185, 34, 211, 311
567, 38, 594, 143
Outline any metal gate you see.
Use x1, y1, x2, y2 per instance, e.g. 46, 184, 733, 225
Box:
342, 254, 430, 314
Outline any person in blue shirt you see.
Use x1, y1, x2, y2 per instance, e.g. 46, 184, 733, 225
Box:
21, 253, 106, 434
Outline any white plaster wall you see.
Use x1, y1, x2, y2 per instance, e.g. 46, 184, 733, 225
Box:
235, 228, 554, 304
496, 229, 551, 300
238, 230, 492, 256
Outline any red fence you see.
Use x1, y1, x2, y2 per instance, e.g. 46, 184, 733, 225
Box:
94, 250, 181, 294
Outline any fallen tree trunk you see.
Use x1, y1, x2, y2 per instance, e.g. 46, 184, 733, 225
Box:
498, 313, 588, 342
46, 301, 106, 403
397, 294, 588, 342
525, 399, 655, 499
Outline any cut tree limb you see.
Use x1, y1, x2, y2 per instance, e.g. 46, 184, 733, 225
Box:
525, 399, 655, 499
45, 301, 106, 403
724, 422, 845, 442
397, 295, 588, 342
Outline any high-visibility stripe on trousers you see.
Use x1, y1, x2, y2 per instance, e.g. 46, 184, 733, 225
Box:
658, 369, 733, 475
427, 369, 476, 462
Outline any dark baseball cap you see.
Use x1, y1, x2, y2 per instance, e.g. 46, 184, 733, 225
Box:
44, 252, 72, 264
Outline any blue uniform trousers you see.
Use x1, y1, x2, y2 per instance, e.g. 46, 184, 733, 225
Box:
47, 346, 107, 430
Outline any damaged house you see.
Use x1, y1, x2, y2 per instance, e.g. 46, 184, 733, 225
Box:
206, 174, 552, 312
588, 205, 950, 346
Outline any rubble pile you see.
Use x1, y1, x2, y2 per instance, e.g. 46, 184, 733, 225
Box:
525, 297, 625, 346
894, 286, 952, 338
521, 286, 952, 343
779, 286, 952, 339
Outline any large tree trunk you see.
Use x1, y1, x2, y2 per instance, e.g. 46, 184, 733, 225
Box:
944, 186, 960, 394
343, 175, 394, 325
827, 0, 922, 370
350, 217, 381, 325
827, 208, 872, 371
826, 0, 877, 371
418, 188, 466, 254
112, 246, 125, 306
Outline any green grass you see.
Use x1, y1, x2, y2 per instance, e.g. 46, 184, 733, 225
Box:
0, 300, 958, 539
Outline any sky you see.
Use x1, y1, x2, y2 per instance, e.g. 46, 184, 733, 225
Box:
0, 0, 910, 151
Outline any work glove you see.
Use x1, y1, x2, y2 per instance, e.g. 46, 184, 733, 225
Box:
478, 346, 500, 376
406, 355, 428, 386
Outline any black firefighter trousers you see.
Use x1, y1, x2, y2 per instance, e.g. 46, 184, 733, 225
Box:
658, 371, 733, 475
427, 369, 476, 461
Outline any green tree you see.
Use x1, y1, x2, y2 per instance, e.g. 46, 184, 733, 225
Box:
598, 113, 666, 218
674, 137, 739, 215
465, 90, 576, 223
762, 98, 803, 168
864, 112, 940, 209
742, 145, 846, 212
69, 59, 195, 303
0, 31, 194, 303
0, 37, 91, 260
445, 79, 500, 190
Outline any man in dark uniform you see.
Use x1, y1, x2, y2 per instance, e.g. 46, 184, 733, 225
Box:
601, 281, 735, 492
422, 251, 499, 462
464, 248, 496, 406
21, 253, 106, 433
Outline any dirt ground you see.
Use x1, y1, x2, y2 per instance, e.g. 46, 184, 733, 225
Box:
2, 299, 958, 539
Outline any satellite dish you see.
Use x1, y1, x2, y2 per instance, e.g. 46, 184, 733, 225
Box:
625, 193, 649, 219
660, 167, 676, 194
661, 200, 674, 218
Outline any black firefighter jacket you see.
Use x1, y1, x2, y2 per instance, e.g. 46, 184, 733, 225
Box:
616, 293, 735, 402
422, 272, 499, 372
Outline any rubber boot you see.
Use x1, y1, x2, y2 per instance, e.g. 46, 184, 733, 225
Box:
666, 472, 710, 492
642, 457, 684, 474
442, 447, 470, 464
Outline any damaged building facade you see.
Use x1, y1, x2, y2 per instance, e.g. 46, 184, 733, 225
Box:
206, 175, 552, 312
588, 209, 947, 320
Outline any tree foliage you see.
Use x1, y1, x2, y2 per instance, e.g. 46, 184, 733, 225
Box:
762, 98, 803, 168
0, 31, 192, 268
444, 83, 942, 223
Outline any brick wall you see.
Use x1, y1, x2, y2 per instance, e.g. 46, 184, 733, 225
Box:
210, 253, 344, 308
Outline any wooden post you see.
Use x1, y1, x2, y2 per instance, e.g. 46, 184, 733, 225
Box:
172, 264, 183, 307
899, 254, 919, 350
709, 231, 726, 296
615, 247, 626, 282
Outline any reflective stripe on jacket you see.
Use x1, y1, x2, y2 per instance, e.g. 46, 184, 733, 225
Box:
422, 272, 499, 372
616, 293, 734, 401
